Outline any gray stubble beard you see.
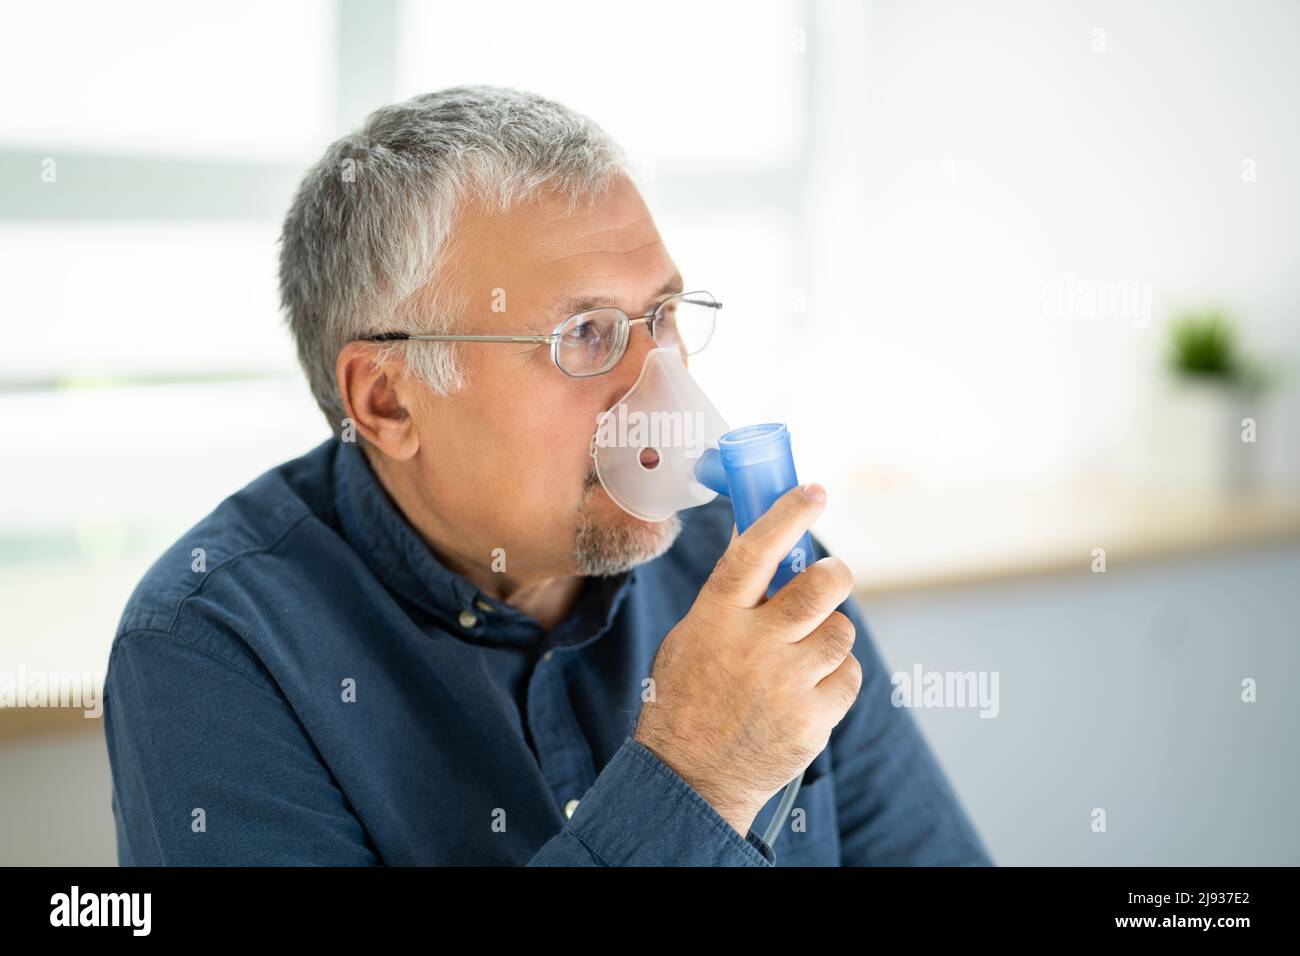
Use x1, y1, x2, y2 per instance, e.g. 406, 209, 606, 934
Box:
572, 466, 682, 576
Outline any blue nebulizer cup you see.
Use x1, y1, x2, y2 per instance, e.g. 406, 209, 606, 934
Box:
693, 423, 818, 599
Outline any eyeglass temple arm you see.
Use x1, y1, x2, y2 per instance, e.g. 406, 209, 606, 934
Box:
364, 295, 723, 343
633, 296, 725, 320
364, 333, 557, 343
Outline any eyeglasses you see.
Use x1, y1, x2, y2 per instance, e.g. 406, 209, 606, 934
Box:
361, 289, 722, 378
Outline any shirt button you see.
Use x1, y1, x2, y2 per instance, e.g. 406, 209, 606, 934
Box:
564, 798, 580, 819
542, 650, 554, 661
457, 610, 478, 628
474, 599, 494, 613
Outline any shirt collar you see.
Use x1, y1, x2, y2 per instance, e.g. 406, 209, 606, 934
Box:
330, 438, 635, 648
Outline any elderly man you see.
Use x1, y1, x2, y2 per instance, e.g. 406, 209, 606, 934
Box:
104, 86, 991, 866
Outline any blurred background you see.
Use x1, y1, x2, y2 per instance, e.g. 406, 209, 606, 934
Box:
2, 0, 1297, 865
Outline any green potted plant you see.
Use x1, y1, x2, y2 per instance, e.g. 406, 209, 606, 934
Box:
1166, 309, 1268, 395
1155, 308, 1270, 495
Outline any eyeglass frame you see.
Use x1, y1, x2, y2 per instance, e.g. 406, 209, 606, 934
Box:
359, 289, 722, 378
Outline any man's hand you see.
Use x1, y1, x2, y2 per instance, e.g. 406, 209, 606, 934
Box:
633, 482, 862, 837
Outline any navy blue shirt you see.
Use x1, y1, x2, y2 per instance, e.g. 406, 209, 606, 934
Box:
104, 437, 992, 866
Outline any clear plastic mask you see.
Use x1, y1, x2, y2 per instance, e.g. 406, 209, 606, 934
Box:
589, 346, 730, 522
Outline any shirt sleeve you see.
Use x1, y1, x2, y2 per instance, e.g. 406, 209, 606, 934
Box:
527, 736, 775, 867
825, 564, 995, 865
104, 629, 379, 866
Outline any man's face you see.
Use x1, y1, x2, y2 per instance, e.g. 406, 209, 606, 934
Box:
405, 174, 685, 579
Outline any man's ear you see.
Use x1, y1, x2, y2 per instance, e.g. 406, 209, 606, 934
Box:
335, 342, 421, 461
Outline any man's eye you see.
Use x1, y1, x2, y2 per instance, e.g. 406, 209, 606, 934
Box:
567, 320, 599, 341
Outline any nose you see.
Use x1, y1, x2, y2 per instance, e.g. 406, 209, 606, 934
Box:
626, 316, 662, 364
599, 318, 660, 403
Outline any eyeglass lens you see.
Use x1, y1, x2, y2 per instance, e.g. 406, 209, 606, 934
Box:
552, 292, 717, 376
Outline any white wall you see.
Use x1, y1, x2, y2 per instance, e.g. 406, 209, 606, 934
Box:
793, 0, 1300, 490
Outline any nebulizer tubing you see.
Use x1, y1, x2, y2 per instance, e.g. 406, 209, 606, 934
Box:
762, 768, 805, 848
693, 423, 817, 849
591, 348, 818, 851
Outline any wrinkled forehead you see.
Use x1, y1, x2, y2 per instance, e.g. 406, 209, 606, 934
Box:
444, 175, 677, 332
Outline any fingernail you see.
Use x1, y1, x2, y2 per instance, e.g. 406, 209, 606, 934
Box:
801, 482, 827, 502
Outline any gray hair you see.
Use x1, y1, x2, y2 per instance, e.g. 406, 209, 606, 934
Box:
278, 85, 628, 430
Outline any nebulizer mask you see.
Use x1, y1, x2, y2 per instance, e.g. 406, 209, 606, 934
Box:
589, 345, 819, 846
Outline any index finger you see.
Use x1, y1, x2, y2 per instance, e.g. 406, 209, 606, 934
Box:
704, 482, 827, 609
